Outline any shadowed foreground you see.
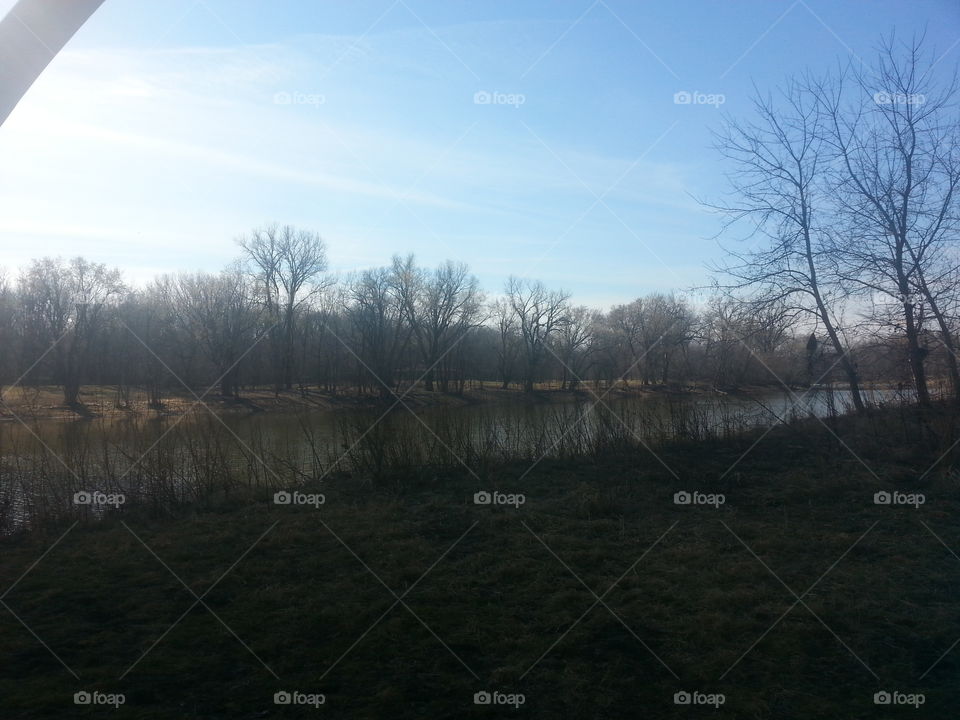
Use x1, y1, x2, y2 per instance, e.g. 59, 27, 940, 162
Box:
0, 408, 957, 718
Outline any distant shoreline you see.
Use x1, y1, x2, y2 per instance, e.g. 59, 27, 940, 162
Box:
0, 382, 723, 422
0, 380, 903, 424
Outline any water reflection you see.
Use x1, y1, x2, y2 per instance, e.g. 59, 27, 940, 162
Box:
0, 386, 910, 531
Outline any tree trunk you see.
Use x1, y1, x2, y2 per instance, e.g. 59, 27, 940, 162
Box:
804, 223, 865, 413
63, 378, 80, 406
937, 326, 960, 402
820, 317, 866, 413
221, 366, 240, 398
916, 283, 960, 403
903, 301, 931, 406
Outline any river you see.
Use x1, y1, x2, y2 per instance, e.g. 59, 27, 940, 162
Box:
0, 385, 907, 531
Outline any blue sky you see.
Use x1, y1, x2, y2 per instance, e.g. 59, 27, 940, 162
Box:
0, 0, 957, 307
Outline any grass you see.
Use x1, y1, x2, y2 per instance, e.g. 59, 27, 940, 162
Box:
0, 408, 958, 718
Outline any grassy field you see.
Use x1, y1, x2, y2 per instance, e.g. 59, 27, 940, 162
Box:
0, 407, 958, 718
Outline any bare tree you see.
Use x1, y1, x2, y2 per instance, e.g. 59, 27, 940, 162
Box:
346, 266, 415, 398
814, 34, 960, 404
492, 298, 521, 389
639, 294, 695, 385
238, 224, 328, 392
18, 257, 124, 405
0, 270, 15, 395
505, 277, 570, 392
697, 295, 802, 388
698, 296, 757, 388
607, 299, 645, 387
394, 257, 484, 392
553, 305, 601, 390
708, 79, 867, 411
171, 266, 263, 398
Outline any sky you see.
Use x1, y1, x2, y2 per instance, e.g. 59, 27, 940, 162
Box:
0, 0, 958, 308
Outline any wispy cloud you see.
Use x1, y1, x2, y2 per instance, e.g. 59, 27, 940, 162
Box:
0, 17, 710, 304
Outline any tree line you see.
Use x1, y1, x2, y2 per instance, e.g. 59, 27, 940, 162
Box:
0, 242, 949, 409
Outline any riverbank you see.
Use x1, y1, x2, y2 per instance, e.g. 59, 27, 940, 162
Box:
0, 381, 766, 423
0, 406, 956, 718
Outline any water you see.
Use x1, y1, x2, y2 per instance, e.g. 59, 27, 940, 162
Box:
0, 386, 903, 531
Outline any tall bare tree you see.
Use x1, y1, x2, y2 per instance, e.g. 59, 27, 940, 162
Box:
553, 304, 600, 390
171, 266, 263, 398
505, 277, 570, 392
813, 34, 960, 404
393, 256, 484, 392
346, 266, 415, 398
709, 80, 867, 411
0, 270, 15, 395
18, 257, 123, 405
238, 224, 328, 392
492, 298, 521, 389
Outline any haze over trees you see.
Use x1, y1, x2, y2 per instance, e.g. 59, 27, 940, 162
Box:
0, 245, 779, 405
17, 257, 123, 405
0, 244, 953, 410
